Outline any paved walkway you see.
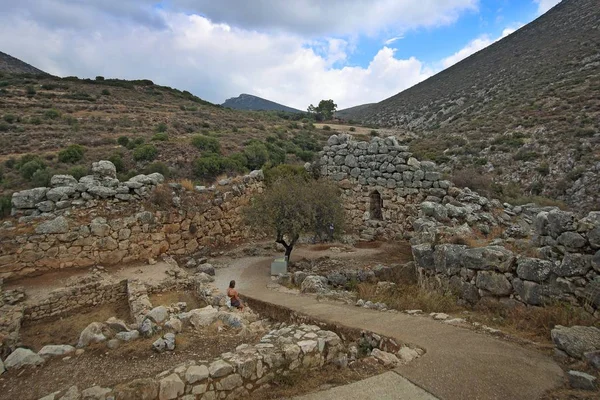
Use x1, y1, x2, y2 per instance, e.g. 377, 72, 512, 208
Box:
215, 256, 564, 400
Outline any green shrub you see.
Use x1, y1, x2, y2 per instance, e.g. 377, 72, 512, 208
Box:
244, 141, 269, 170
513, 151, 539, 161
58, 144, 85, 163
30, 116, 42, 125
108, 154, 124, 172
44, 109, 61, 119
322, 125, 331, 131
349, 127, 356, 132
370, 130, 378, 137
296, 150, 315, 162
20, 160, 46, 180
4, 158, 16, 169
101, 89, 110, 96
3, 114, 16, 124
96, 76, 105, 81
117, 136, 130, 146
536, 162, 550, 175
263, 164, 309, 186
0, 122, 9, 132
127, 137, 145, 150
192, 135, 220, 153
31, 169, 52, 187
144, 162, 170, 177
26, 86, 36, 96
151, 132, 169, 141
69, 166, 88, 180
156, 123, 168, 133
0, 195, 11, 218
194, 154, 224, 179
133, 144, 158, 161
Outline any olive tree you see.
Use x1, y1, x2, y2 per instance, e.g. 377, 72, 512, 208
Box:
244, 175, 344, 260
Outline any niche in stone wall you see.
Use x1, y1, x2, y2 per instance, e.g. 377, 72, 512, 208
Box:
370, 190, 383, 220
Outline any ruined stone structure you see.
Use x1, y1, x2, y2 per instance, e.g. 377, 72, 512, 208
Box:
318, 134, 451, 240
0, 162, 264, 281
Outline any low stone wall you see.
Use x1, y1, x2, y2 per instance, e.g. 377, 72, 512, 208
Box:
23, 279, 128, 322
38, 323, 347, 400
413, 209, 600, 315
0, 163, 264, 281
318, 134, 450, 240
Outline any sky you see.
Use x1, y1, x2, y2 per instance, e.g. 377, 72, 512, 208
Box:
0, 0, 562, 110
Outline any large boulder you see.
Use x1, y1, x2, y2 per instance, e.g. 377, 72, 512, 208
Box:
35, 216, 69, 234
38, 345, 76, 359
512, 279, 545, 306
46, 186, 76, 202
567, 370, 597, 391
146, 306, 169, 324
516, 258, 553, 282
91, 160, 117, 179
4, 348, 44, 370
475, 271, 512, 296
187, 306, 219, 328
412, 244, 434, 270
77, 322, 108, 348
557, 232, 586, 249
301, 275, 329, 293
50, 174, 78, 187
461, 246, 515, 272
159, 374, 184, 400
449, 276, 480, 304
547, 209, 577, 238
327, 272, 347, 287
434, 244, 466, 275
554, 253, 592, 277
12, 187, 48, 209
551, 325, 600, 359
421, 201, 448, 221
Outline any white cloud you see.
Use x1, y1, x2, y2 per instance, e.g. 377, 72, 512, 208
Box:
0, 11, 433, 110
533, 0, 562, 15
440, 26, 519, 69
384, 36, 404, 45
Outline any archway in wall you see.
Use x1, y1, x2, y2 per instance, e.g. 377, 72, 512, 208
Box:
370, 191, 383, 220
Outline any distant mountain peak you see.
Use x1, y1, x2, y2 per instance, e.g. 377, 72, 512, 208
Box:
0, 51, 48, 75
222, 94, 302, 113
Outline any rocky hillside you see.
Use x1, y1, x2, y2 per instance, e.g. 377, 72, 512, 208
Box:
341, 0, 600, 212
0, 73, 330, 212
335, 103, 375, 121
0, 52, 47, 75
222, 93, 302, 113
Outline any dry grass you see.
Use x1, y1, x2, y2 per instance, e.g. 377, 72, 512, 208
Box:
447, 225, 505, 248
178, 178, 195, 191
357, 283, 462, 314
148, 184, 173, 209
471, 301, 600, 343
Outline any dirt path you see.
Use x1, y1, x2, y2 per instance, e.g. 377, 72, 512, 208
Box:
213, 253, 565, 400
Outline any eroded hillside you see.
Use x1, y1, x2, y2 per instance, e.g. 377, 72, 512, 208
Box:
0, 73, 329, 211
343, 0, 600, 211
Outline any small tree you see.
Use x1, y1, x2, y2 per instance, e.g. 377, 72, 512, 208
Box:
307, 99, 337, 120
244, 176, 344, 259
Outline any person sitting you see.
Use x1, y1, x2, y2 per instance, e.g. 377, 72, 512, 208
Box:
227, 280, 244, 311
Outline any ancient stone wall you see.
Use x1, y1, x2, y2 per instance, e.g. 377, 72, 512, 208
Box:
318, 134, 451, 240
413, 206, 600, 315
0, 162, 265, 281
23, 279, 128, 321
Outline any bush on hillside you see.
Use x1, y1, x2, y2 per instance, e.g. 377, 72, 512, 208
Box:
58, 144, 85, 163
133, 144, 158, 161
192, 135, 220, 153
151, 132, 169, 141
0, 195, 11, 218
69, 166, 88, 180
244, 141, 269, 170
3, 114, 16, 124
44, 109, 61, 119
156, 123, 168, 133
117, 136, 130, 146
108, 153, 125, 172
31, 169, 52, 187
20, 159, 46, 180
144, 162, 170, 177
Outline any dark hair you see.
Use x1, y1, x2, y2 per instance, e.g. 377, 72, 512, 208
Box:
229, 280, 236, 288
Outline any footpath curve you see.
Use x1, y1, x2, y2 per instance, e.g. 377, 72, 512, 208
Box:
215, 256, 564, 400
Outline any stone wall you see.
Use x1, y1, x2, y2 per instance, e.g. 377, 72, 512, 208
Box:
413, 206, 600, 315
0, 162, 264, 281
23, 279, 128, 321
318, 134, 450, 240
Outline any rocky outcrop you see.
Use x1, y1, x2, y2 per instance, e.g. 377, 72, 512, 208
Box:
3, 347, 44, 370
551, 325, 600, 359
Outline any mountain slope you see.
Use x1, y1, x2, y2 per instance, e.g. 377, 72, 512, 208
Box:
0, 51, 47, 75
344, 0, 600, 211
335, 103, 375, 120
222, 93, 302, 113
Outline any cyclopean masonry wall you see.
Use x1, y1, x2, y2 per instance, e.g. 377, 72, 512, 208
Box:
317, 134, 451, 240
0, 161, 265, 281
